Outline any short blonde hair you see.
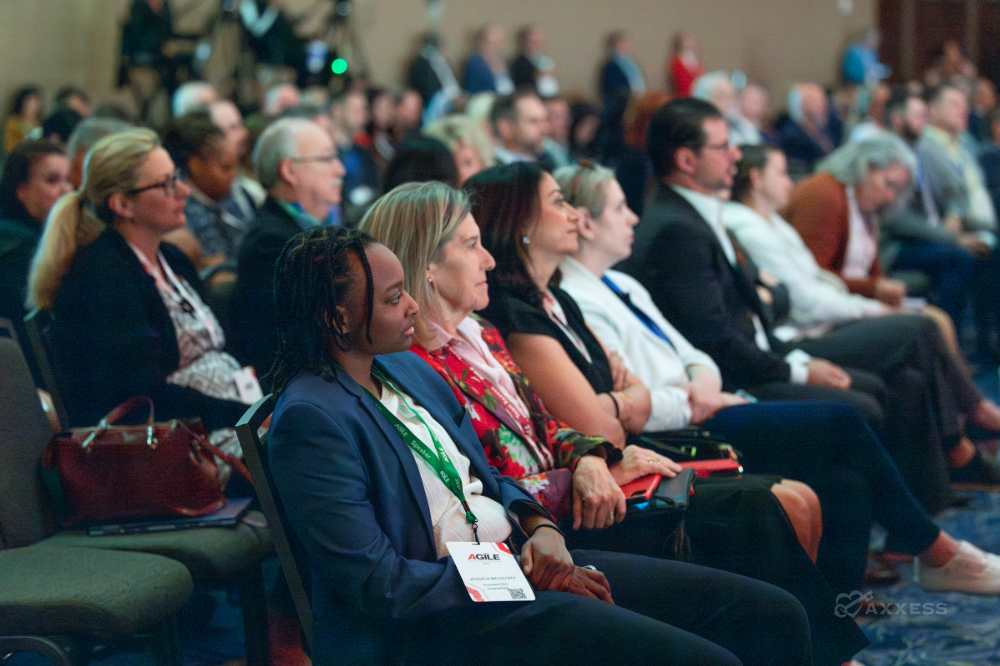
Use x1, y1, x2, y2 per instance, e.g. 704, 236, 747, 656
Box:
27, 128, 159, 310
359, 181, 470, 345
424, 115, 495, 170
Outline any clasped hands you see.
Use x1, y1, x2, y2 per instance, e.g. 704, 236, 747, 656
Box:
519, 518, 614, 605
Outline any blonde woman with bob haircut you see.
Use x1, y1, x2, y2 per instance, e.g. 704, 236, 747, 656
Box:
27, 128, 255, 442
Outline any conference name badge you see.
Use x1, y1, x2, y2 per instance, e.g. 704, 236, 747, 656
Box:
447, 542, 535, 602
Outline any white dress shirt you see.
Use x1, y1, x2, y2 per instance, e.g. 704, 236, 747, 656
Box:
377, 380, 512, 559
722, 201, 888, 327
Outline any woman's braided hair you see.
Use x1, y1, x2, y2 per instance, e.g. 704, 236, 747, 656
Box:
270, 225, 377, 394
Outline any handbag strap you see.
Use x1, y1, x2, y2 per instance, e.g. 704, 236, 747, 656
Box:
177, 420, 254, 486
100, 396, 156, 427
80, 397, 157, 449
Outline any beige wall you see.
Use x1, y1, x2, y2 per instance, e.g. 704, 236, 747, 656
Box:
0, 0, 876, 115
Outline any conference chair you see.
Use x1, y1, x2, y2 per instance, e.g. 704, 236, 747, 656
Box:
0, 319, 193, 666
7, 316, 275, 666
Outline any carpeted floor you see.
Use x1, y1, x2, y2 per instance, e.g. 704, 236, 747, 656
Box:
855, 489, 1000, 665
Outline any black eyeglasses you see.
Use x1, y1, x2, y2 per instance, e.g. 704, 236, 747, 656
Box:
565, 159, 595, 207
127, 172, 180, 197
289, 153, 339, 164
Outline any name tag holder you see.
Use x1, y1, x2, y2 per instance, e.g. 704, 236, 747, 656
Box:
447, 541, 535, 602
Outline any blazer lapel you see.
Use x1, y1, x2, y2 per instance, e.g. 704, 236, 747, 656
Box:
377, 357, 501, 501
336, 367, 438, 546
660, 185, 772, 329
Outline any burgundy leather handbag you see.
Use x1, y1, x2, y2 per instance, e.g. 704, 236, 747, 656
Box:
43, 396, 251, 527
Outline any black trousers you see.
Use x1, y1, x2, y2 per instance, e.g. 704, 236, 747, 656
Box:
564, 477, 869, 666
790, 312, 981, 513
705, 400, 942, 593
746, 368, 887, 432
402, 551, 811, 666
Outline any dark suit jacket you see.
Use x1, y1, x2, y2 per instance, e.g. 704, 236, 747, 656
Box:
267, 352, 545, 665
51, 229, 247, 429
462, 53, 498, 94
619, 183, 791, 391
232, 195, 304, 382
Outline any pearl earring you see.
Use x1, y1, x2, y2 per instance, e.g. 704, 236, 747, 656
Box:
522, 236, 531, 245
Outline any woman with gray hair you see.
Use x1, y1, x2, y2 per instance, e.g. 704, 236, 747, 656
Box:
783, 134, 916, 306
780, 136, 1000, 490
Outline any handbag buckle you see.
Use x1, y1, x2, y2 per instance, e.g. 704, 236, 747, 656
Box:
81, 420, 110, 450
147, 425, 158, 449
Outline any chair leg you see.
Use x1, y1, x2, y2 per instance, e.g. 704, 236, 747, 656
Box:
237, 563, 271, 666
0, 636, 73, 665
150, 616, 182, 666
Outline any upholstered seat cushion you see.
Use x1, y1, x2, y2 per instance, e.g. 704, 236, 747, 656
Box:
37, 512, 272, 582
0, 546, 192, 638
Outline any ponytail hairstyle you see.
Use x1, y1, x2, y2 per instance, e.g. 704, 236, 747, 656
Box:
27, 127, 159, 310
270, 226, 378, 394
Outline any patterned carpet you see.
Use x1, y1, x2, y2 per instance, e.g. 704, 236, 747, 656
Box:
852, 360, 1000, 665
856, 489, 1000, 666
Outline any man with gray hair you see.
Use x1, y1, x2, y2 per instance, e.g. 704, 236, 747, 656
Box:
232, 118, 345, 380
172, 81, 218, 118
776, 82, 843, 175
65, 117, 132, 189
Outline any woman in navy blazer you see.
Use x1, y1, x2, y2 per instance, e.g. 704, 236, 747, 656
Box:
265, 225, 811, 666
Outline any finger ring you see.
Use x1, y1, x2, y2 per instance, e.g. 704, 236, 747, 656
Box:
648, 459, 658, 464
608, 512, 615, 521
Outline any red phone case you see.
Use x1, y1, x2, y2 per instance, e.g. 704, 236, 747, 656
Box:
620, 473, 663, 505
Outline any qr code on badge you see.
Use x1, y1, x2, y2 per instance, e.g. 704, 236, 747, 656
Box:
509, 588, 527, 600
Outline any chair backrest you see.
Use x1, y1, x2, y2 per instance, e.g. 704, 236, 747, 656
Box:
22, 308, 69, 429
235, 394, 314, 648
0, 318, 59, 548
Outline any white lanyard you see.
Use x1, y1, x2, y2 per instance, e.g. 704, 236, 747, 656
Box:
129, 244, 224, 349
543, 290, 592, 362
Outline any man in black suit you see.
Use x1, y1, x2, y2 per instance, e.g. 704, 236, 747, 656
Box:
231, 118, 345, 383
619, 98, 888, 422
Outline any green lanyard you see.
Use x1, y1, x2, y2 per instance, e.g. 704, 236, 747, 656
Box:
364, 367, 480, 543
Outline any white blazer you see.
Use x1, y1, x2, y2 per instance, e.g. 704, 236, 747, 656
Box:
559, 257, 720, 431
721, 201, 887, 327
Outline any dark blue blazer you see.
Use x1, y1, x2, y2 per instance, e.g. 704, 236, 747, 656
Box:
267, 351, 544, 665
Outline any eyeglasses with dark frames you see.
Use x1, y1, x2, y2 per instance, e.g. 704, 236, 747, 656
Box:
126, 172, 180, 197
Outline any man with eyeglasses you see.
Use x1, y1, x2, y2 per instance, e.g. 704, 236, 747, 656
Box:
619, 98, 890, 431
232, 118, 346, 384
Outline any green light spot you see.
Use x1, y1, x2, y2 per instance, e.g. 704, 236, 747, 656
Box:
331, 58, 348, 74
